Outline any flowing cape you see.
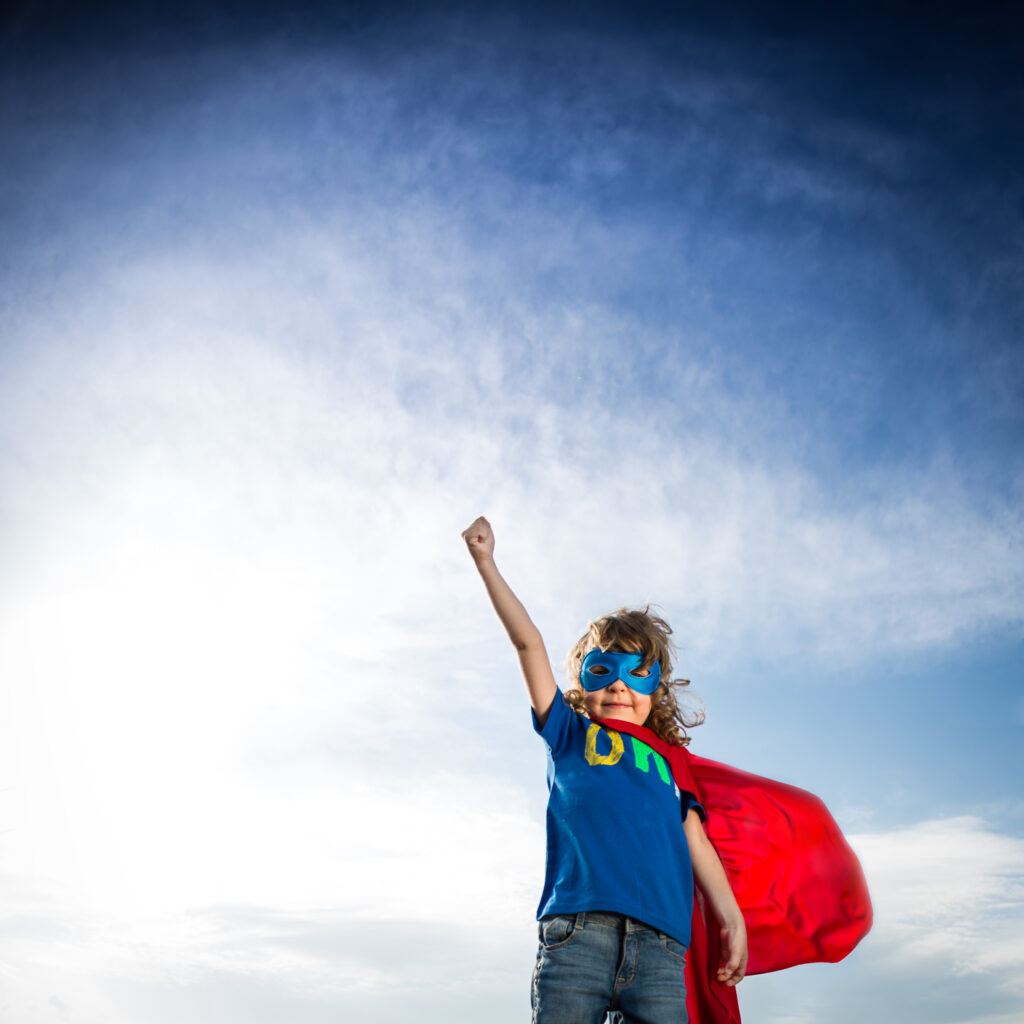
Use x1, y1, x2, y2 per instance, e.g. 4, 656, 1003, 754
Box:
593, 718, 872, 1024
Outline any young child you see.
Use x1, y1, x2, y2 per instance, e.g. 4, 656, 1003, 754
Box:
462, 515, 747, 1024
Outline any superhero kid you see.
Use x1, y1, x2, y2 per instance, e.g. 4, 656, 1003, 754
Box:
463, 515, 743, 1022
462, 515, 871, 1024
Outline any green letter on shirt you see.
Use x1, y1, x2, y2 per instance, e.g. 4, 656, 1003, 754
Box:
631, 737, 671, 785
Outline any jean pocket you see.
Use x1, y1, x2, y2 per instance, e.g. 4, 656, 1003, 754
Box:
538, 914, 579, 950
658, 931, 689, 964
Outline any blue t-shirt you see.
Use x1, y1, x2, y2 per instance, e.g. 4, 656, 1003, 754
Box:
533, 693, 703, 947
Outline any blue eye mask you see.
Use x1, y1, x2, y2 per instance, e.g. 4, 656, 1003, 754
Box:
580, 649, 662, 695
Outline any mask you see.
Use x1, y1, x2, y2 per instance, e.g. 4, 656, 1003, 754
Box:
580, 649, 662, 695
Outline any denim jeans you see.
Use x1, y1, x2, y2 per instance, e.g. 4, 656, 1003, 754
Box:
531, 911, 688, 1024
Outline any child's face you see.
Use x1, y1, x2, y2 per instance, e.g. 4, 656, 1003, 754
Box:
582, 647, 655, 727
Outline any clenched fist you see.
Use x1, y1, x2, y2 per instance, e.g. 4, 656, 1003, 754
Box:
462, 515, 495, 564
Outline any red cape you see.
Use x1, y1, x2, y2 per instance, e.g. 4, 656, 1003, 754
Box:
594, 718, 872, 1024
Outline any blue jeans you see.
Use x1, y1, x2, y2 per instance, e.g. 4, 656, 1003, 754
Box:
531, 912, 688, 1024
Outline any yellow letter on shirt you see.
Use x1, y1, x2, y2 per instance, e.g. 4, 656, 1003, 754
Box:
585, 723, 624, 766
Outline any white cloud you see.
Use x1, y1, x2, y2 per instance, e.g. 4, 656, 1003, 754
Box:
9, 226, 1022, 672
851, 816, 1024, 983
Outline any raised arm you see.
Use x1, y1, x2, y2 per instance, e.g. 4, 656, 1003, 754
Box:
683, 807, 748, 987
461, 516, 558, 725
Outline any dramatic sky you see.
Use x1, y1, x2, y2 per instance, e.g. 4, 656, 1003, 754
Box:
1, 2, 1021, 1022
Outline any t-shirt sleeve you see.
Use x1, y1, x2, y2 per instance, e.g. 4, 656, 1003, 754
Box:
532, 689, 577, 756
669, 746, 706, 821
680, 790, 705, 823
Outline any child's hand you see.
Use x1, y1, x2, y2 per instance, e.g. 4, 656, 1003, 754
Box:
716, 914, 748, 987
462, 516, 495, 564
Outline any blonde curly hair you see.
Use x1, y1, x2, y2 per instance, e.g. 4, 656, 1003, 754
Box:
564, 606, 704, 746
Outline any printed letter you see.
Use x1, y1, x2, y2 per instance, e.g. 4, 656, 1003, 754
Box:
585, 723, 624, 766
631, 737, 671, 784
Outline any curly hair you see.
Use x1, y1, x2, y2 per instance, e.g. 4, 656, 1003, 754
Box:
563, 606, 705, 747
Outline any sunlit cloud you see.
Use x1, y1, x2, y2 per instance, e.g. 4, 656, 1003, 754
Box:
851, 817, 1024, 982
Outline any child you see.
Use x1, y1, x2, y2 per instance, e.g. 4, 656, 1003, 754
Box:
462, 515, 747, 1024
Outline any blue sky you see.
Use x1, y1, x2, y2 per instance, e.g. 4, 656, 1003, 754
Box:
1, 2, 1022, 1022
